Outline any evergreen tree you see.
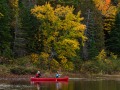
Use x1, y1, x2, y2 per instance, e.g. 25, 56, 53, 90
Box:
106, 9, 120, 55
0, 0, 12, 57
9, 0, 29, 57
19, 1, 39, 53
93, 0, 117, 55
78, 0, 105, 59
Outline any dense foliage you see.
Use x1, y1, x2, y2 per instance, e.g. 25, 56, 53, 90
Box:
0, 0, 120, 74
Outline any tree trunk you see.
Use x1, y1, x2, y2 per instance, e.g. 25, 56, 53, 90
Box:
82, 9, 91, 60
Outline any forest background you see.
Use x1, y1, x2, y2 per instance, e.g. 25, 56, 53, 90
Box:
0, 0, 120, 76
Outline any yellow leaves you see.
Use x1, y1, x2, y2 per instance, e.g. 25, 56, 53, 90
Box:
56, 39, 79, 57
30, 52, 49, 64
40, 52, 49, 59
53, 31, 59, 36
60, 56, 74, 71
50, 59, 60, 71
104, 6, 117, 17
55, 5, 74, 18
0, 13, 3, 18
96, 49, 107, 61
72, 23, 86, 31
63, 39, 79, 49
39, 52, 49, 68
76, 12, 84, 21
9, 0, 18, 9
31, 2, 86, 62
65, 13, 75, 21
47, 36, 55, 42
31, 5, 45, 20
110, 52, 117, 60
31, 53, 39, 64
31, 3, 57, 22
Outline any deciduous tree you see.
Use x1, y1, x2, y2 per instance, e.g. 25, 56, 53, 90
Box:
31, 3, 86, 63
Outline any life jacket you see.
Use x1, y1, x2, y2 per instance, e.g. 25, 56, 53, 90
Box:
56, 74, 59, 78
36, 74, 39, 77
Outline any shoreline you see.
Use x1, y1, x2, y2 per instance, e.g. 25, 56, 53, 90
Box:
1, 73, 120, 80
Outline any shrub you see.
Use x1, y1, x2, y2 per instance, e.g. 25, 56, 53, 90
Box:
30, 53, 39, 64
60, 57, 74, 72
10, 66, 37, 75
96, 49, 107, 61
0, 56, 11, 64
50, 59, 60, 72
81, 61, 99, 74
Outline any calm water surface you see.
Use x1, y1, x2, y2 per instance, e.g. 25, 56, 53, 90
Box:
0, 77, 120, 90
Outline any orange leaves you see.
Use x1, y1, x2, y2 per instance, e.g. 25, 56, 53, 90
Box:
106, 0, 111, 5
93, 0, 117, 17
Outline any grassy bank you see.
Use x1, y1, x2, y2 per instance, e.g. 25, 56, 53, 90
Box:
1, 55, 120, 78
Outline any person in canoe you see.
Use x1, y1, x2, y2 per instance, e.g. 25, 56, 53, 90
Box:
56, 71, 61, 78
36, 71, 41, 78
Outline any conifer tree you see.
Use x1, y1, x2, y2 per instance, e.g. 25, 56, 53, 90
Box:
106, 1, 120, 55
77, 0, 105, 59
19, 1, 39, 53
0, 0, 12, 57
9, 0, 28, 57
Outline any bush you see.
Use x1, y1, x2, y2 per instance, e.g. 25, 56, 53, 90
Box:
0, 65, 10, 74
50, 59, 60, 72
61, 57, 74, 72
81, 61, 100, 74
10, 66, 38, 75
0, 56, 11, 64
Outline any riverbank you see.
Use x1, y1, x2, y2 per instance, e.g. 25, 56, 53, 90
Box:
1, 56, 120, 79
1, 72, 120, 80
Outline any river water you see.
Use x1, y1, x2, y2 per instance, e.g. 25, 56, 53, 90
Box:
0, 77, 120, 90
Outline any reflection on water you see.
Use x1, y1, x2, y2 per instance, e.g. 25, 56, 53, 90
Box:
56, 82, 62, 90
31, 81, 68, 90
0, 77, 120, 90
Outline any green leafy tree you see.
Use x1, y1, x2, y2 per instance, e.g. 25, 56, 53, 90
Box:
31, 3, 86, 63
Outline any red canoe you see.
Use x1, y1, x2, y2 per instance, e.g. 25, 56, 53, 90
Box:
30, 77, 69, 82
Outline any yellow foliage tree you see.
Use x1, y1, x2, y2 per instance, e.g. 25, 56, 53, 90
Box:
31, 3, 86, 68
